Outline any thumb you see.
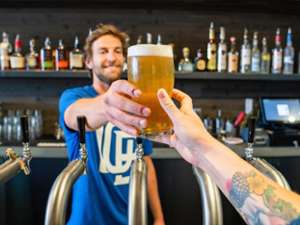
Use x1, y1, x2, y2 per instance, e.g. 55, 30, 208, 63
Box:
157, 89, 180, 122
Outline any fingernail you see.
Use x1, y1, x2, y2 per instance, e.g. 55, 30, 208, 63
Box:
158, 89, 166, 99
133, 89, 141, 97
139, 119, 147, 128
142, 107, 151, 116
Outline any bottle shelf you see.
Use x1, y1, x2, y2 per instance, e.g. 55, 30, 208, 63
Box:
1, 70, 300, 81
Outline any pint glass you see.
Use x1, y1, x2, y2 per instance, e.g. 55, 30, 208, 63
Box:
127, 44, 174, 137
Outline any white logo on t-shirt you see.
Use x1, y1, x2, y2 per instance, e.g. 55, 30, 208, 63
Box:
96, 123, 136, 185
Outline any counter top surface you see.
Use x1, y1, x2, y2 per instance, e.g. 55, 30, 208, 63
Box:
1, 145, 300, 159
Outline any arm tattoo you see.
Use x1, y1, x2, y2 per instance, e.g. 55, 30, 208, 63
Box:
227, 171, 300, 225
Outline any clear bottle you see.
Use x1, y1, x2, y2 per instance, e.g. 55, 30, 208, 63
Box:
207, 22, 217, 72
56, 39, 68, 70
228, 37, 239, 73
146, 33, 152, 44
194, 48, 206, 72
26, 39, 39, 70
0, 32, 11, 70
251, 32, 260, 73
283, 27, 294, 75
157, 34, 162, 45
10, 34, 25, 70
178, 47, 194, 72
261, 37, 271, 74
40, 37, 54, 70
240, 28, 251, 74
272, 28, 283, 74
217, 26, 227, 72
136, 35, 143, 44
69, 36, 84, 70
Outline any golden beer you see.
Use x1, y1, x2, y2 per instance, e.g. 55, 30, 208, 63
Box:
127, 44, 174, 137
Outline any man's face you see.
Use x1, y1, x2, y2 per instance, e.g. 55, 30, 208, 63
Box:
86, 34, 125, 85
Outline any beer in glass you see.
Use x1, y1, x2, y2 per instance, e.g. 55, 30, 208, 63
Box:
127, 44, 174, 137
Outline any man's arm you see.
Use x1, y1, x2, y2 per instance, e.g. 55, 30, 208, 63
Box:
63, 80, 150, 135
144, 156, 165, 225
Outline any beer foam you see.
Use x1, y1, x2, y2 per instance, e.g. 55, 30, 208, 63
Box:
128, 44, 173, 57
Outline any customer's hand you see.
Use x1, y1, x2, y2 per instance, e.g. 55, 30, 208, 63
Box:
154, 89, 217, 165
101, 80, 151, 135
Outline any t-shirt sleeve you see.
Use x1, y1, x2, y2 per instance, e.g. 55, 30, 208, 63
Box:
142, 138, 153, 156
59, 89, 82, 160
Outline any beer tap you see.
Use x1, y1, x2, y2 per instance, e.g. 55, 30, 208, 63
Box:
128, 137, 148, 225
0, 115, 31, 183
245, 117, 291, 189
45, 116, 87, 225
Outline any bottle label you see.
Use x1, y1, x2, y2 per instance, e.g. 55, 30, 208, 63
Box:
228, 54, 238, 72
10, 56, 25, 69
251, 57, 260, 72
241, 49, 251, 65
57, 60, 69, 69
27, 56, 38, 68
43, 60, 54, 69
262, 54, 270, 61
218, 46, 227, 71
272, 51, 282, 70
196, 60, 206, 71
0, 55, 10, 69
284, 56, 294, 64
70, 54, 84, 69
207, 44, 217, 70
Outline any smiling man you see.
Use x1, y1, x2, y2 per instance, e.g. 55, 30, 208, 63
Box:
59, 24, 165, 225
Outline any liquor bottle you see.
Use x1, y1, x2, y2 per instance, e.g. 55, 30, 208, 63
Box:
228, 37, 239, 73
55, 39, 68, 70
217, 26, 227, 72
194, 48, 206, 72
261, 37, 271, 74
283, 27, 294, 75
146, 33, 152, 44
136, 35, 142, 44
40, 37, 54, 70
272, 28, 283, 74
251, 32, 260, 73
240, 28, 251, 74
0, 32, 12, 70
207, 22, 217, 71
26, 39, 39, 70
178, 47, 194, 72
10, 34, 25, 70
69, 36, 84, 70
157, 34, 162, 45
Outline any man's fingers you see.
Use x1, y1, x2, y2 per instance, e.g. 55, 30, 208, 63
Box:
157, 89, 181, 121
107, 92, 151, 117
110, 118, 139, 136
110, 80, 141, 98
109, 107, 147, 129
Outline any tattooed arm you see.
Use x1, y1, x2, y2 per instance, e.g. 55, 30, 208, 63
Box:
153, 89, 300, 225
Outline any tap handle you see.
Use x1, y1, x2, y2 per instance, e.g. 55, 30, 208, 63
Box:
77, 116, 86, 144
136, 137, 143, 145
21, 115, 29, 143
248, 117, 256, 144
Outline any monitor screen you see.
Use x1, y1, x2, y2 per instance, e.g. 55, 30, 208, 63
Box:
261, 99, 300, 124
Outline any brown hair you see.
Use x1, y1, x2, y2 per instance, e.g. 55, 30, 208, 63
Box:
84, 23, 129, 60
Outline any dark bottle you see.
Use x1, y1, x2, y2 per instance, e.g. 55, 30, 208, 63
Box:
194, 48, 206, 72
55, 39, 68, 70
40, 37, 54, 70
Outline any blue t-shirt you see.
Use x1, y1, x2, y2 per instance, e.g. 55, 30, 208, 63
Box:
59, 85, 152, 225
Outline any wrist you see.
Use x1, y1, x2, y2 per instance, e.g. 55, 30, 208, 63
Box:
95, 95, 109, 124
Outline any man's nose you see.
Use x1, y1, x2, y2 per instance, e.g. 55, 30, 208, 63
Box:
107, 51, 117, 62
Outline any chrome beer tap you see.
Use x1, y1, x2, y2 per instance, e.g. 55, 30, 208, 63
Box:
0, 115, 31, 183
245, 117, 291, 189
128, 137, 148, 225
45, 116, 87, 225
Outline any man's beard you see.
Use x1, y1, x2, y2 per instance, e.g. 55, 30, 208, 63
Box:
94, 64, 122, 85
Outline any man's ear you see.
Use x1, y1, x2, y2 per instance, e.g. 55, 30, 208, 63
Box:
85, 57, 93, 70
